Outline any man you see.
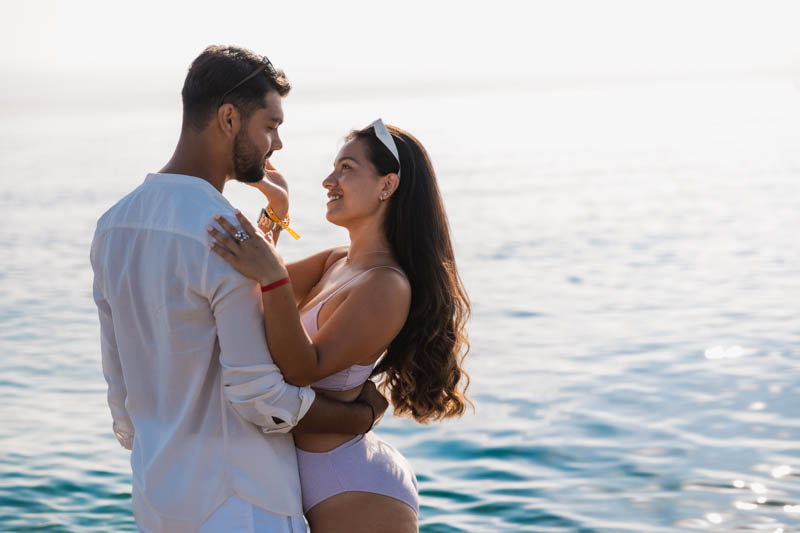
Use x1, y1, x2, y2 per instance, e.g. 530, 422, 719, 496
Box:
90, 45, 387, 533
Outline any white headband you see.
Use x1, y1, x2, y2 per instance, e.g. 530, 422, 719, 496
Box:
368, 118, 401, 175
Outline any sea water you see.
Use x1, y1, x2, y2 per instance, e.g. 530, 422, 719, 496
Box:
1, 76, 799, 531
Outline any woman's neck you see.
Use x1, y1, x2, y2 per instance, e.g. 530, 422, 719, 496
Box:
345, 219, 392, 266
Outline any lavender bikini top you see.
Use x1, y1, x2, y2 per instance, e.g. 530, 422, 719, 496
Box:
299, 266, 405, 391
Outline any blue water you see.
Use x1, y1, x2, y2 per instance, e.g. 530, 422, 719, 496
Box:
1, 76, 799, 531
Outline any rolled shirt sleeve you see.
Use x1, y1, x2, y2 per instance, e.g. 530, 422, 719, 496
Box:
206, 247, 315, 433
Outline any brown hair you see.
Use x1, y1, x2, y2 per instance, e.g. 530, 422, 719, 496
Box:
347, 125, 472, 423
181, 45, 291, 131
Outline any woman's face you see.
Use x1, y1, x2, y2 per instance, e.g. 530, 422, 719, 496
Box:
323, 139, 388, 227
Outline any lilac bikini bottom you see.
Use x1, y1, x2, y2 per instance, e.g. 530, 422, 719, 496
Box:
296, 432, 419, 514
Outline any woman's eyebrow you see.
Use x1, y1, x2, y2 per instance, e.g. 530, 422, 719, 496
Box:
335, 156, 359, 165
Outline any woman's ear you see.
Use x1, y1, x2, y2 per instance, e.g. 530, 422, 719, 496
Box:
381, 173, 400, 200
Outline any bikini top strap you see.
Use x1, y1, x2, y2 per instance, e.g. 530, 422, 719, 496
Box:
318, 266, 406, 306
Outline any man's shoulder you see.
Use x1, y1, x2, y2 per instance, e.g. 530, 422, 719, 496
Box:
95, 176, 236, 241
95, 182, 143, 229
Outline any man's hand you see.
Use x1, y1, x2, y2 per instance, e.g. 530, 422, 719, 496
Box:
290, 382, 389, 435
357, 380, 389, 431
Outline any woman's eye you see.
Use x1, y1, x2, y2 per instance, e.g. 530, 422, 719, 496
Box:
341, 164, 351, 170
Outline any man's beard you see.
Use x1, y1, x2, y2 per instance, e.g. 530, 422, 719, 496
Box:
233, 128, 271, 183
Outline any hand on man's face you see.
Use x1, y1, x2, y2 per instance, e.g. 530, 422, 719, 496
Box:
246, 163, 289, 216
233, 90, 285, 184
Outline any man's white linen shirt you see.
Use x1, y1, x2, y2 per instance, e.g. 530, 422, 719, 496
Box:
90, 173, 315, 533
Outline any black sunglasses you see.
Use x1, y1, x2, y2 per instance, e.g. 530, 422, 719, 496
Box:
218, 56, 277, 107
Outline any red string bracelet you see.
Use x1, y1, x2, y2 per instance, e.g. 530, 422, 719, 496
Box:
261, 276, 291, 292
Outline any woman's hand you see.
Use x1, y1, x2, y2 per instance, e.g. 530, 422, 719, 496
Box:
207, 211, 288, 286
246, 160, 289, 219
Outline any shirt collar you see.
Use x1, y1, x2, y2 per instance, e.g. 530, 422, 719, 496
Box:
144, 173, 225, 199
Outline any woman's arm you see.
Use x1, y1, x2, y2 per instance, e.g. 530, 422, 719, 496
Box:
285, 246, 347, 305
207, 213, 410, 387
246, 161, 347, 305
247, 160, 288, 245
259, 268, 410, 385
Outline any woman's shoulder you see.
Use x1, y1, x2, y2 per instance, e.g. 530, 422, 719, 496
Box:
356, 264, 411, 301
347, 266, 412, 325
323, 246, 350, 270
364, 263, 407, 281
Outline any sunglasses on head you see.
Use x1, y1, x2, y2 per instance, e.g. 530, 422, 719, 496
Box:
218, 56, 277, 107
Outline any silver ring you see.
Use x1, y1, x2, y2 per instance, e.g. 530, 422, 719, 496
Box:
234, 230, 251, 243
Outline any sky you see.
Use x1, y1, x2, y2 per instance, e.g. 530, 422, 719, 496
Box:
2, 0, 799, 91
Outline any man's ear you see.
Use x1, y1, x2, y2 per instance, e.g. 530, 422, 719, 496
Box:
216, 104, 240, 138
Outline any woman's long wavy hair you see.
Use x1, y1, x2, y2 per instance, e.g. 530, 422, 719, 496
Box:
347, 124, 472, 423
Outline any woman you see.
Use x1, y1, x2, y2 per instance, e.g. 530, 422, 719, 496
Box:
207, 120, 470, 533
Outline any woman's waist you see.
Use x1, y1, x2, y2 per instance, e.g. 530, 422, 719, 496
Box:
310, 363, 374, 391
294, 432, 361, 452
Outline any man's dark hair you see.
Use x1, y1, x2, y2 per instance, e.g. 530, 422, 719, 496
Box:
181, 45, 291, 131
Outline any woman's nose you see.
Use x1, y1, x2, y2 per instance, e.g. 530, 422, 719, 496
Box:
322, 172, 337, 188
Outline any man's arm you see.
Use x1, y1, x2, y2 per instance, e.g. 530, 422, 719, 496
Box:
91, 247, 134, 450
292, 380, 389, 434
